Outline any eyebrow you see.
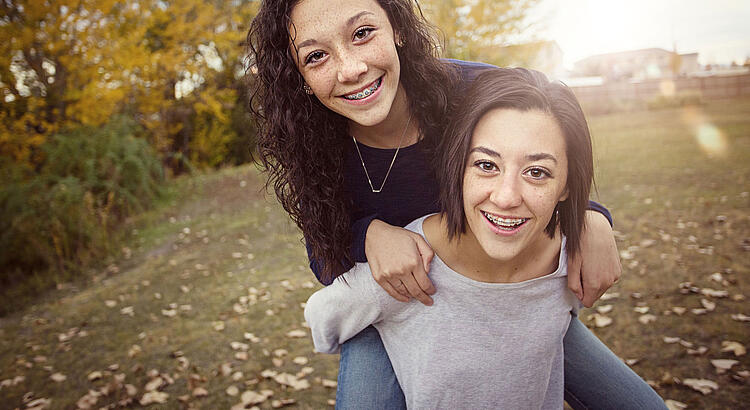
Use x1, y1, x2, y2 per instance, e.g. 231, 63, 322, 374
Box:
296, 11, 375, 50
469, 147, 557, 164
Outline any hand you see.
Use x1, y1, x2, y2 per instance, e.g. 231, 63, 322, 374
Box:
567, 211, 622, 308
365, 219, 436, 305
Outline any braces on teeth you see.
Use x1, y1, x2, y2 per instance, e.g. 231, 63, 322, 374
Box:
344, 79, 380, 100
483, 212, 527, 227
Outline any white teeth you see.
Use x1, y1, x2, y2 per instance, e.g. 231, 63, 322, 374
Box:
482, 212, 527, 228
344, 78, 381, 100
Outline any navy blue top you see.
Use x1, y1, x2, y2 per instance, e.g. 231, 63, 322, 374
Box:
309, 60, 612, 284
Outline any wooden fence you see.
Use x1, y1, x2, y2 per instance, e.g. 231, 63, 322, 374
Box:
571, 73, 750, 110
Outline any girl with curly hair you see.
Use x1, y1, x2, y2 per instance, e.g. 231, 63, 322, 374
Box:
247, 0, 662, 408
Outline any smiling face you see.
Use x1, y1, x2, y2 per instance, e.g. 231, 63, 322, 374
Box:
289, 0, 404, 129
462, 108, 569, 265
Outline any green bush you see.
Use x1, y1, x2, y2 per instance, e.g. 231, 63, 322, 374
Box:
0, 116, 164, 294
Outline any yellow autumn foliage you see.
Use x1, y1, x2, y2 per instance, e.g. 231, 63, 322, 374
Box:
1, 0, 258, 169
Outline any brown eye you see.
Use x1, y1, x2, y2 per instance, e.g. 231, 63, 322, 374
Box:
353, 27, 374, 41
475, 160, 497, 172
525, 167, 551, 180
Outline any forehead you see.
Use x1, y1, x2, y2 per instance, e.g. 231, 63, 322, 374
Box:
470, 108, 566, 157
290, 0, 389, 38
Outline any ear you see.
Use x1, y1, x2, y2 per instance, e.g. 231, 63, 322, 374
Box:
559, 187, 569, 202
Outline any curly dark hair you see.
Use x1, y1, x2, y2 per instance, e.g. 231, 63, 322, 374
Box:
438, 68, 594, 257
246, 0, 457, 283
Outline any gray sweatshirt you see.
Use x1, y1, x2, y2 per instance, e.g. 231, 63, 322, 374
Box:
304, 215, 580, 409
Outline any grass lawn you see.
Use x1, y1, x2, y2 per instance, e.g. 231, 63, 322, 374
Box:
0, 98, 748, 409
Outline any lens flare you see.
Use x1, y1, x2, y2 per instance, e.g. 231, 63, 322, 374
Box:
680, 106, 727, 157
696, 123, 727, 156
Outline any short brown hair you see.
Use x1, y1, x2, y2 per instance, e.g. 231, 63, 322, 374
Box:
438, 68, 594, 257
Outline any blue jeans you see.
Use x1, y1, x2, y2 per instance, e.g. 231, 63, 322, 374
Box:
335, 317, 666, 410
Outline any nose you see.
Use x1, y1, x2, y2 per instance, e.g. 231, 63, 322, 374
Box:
490, 175, 523, 209
336, 48, 368, 83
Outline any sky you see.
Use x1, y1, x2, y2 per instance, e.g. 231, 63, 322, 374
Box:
530, 0, 750, 68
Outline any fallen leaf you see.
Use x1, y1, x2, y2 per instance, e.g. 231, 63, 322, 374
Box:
144, 377, 163, 392
595, 305, 613, 314
600, 292, 620, 301
638, 314, 657, 324
50, 373, 66, 382
244, 333, 260, 343
272, 358, 283, 367
622, 358, 639, 367
120, 306, 134, 316
76, 390, 100, 409
125, 384, 137, 397
192, 387, 208, 397
731, 313, 750, 322
711, 359, 739, 374
231, 342, 250, 351
26, 397, 51, 410
701, 299, 716, 311
682, 378, 718, 395
213, 321, 226, 331
261, 370, 278, 378
321, 379, 337, 388
671, 307, 687, 315
87, 371, 102, 381
139, 391, 169, 405
678, 340, 694, 348
701, 288, 728, 298
720, 341, 746, 356
273, 349, 288, 358
634, 306, 650, 314
588, 314, 613, 328
241, 390, 268, 405
272, 398, 297, 408
663, 337, 681, 344
286, 330, 306, 338
235, 352, 249, 361
232, 371, 244, 381
687, 346, 708, 355
664, 399, 688, 410
691, 308, 708, 315
226, 386, 239, 396
104, 300, 117, 308
161, 309, 177, 317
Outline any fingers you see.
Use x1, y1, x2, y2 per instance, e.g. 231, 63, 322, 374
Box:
378, 279, 410, 303
566, 254, 584, 303
414, 236, 435, 276
400, 273, 434, 306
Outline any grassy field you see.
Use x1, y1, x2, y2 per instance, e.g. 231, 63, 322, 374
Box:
0, 98, 748, 409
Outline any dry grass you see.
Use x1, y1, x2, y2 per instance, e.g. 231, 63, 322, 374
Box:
0, 98, 748, 409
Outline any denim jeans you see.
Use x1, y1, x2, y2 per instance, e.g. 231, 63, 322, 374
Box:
335, 316, 666, 410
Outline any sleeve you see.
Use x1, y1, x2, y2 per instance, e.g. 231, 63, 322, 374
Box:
306, 213, 379, 285
303, 264, 389, 354
586, 200, 613, 227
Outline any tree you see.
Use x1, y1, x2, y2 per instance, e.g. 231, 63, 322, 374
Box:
0, 0, 258, 170
419, 0, 540, 67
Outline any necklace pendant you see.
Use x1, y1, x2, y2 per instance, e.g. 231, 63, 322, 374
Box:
371, 188, 382, 193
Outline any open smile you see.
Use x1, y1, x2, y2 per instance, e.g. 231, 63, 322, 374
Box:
342, 77, 382, 101
481, 211, 529, 232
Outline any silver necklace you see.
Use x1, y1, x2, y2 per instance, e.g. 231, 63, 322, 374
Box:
351, 113, 412, 193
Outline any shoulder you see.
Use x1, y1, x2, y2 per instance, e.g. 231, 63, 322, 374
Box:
441, 59, 499, 83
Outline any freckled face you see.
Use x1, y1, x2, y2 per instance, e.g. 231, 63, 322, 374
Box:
289, 0, 404, 128
462, 108, 569, 263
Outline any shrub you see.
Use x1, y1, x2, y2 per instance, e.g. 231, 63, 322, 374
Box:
0, 116, 164, 293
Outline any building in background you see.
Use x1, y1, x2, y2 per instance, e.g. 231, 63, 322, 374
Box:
573, 48, 702, 81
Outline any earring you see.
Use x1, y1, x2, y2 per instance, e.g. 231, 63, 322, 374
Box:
303, 84, 313, 95
396, 38, 404, 47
